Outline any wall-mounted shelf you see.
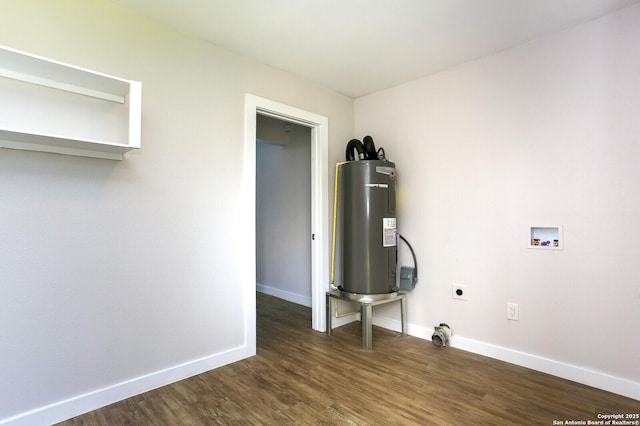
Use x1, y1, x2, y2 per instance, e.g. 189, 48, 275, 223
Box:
528, 225, 563, 250
0, 44, 141, 160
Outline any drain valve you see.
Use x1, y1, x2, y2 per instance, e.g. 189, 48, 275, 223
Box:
432, 323, 451, 348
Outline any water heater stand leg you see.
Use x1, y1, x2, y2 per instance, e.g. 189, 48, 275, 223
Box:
362, 304, 373, 351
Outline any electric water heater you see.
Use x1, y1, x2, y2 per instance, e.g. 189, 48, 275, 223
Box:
335, 156, 397, 296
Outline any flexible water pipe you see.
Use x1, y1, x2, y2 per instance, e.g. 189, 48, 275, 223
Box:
330, 161, 345, 285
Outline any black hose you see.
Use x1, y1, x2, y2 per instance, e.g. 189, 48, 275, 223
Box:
363, 135, 379, 160
345, 139, 365, 161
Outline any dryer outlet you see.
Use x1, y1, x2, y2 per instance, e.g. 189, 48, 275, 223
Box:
452, 284, 467, 300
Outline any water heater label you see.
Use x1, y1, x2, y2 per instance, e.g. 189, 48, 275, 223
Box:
376, 166, 394, 175
383, 218, 397, 247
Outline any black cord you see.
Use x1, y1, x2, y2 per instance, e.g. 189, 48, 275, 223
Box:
399, 234, 418, 283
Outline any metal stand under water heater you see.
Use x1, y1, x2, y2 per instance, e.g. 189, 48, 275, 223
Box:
332, 136, 400, 300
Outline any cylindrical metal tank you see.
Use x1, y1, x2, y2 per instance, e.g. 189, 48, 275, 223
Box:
338, 160, 397, 295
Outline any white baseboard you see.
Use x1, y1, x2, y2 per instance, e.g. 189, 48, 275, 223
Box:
0, 345, 253, 426
373, 316, 640, 401
257, 283, 312, 307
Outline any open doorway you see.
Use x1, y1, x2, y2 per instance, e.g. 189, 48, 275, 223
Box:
256, 115, 312, 306
242, 94, 329, 356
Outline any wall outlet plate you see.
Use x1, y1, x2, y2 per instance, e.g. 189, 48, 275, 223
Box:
507, 302, 519, 320
452, 284, 467, 300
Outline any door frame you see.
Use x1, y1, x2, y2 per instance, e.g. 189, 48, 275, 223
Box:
243, 94, 329, 353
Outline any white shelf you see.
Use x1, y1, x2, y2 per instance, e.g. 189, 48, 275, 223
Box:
0, 128, 135, 161
0, 44, 141, 160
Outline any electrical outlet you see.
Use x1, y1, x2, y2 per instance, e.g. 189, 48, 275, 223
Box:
507, 302, 519, 321
452, 284, 467, 300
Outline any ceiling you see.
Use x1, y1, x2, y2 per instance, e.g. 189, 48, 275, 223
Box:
109, 0, 640, 98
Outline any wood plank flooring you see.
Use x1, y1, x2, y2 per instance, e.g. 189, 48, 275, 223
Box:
60, 292, 639, 425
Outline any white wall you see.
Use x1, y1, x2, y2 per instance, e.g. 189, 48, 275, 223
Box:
355, 5, 640, 398
0, 1, 352, 423
256, 120, 312, 306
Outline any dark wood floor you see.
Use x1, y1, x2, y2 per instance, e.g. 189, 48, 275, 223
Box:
60, 292, 639, 425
